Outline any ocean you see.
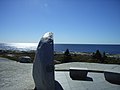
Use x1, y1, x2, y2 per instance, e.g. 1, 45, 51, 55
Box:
0, 43, 120, 54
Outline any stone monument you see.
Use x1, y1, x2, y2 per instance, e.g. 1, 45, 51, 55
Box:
33, 32, 55, 90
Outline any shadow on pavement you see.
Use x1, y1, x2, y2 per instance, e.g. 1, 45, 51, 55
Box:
55, 80, 64, 90
71, 76, 93, 81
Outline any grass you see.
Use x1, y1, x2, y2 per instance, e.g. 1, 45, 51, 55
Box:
0, 50, 35, 62
54, 53, 120, 64
0, 50, 120, 64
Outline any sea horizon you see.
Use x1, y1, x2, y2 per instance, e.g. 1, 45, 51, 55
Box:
0, 43, 120, 54
1, 42, 120, 45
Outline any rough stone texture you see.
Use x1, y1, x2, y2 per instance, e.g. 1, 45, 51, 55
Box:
0, 58, 34, 90
33, 32, 55, 90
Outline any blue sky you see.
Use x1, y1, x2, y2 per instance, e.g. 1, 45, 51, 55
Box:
0, 0, 120, 44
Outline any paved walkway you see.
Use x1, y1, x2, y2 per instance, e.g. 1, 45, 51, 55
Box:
55, 62, 120, 73
0, 58, 34, 90
55, 62, 120, 90
0, 58, 120, 90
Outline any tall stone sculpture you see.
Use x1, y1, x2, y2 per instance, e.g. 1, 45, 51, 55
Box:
33, 32, 55, 90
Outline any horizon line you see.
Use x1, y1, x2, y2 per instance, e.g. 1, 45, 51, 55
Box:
0, 42, 120, 45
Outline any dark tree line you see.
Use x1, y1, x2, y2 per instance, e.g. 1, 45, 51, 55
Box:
62, 49, 72, 63
61, 49, 108, 63
92, 50, 107, 63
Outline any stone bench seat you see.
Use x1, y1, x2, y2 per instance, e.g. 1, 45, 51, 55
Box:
104, 71, 120, 85
56, 67, 120, 84
69, 67, 88, 79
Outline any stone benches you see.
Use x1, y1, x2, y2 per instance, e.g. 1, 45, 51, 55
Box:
69, 67, 88, 80
104, 71, 120, 85
56, 67, 120, 84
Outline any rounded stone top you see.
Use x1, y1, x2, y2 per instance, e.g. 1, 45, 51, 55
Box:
42, 32, 53, 40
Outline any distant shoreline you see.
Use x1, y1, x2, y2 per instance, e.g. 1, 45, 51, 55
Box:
1, 42, 120, 45
1, 43, 120, 54
1, 49, 120, 55
0, 49, 120, 64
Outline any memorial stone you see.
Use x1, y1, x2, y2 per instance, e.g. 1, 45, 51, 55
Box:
33, 32, 55, 90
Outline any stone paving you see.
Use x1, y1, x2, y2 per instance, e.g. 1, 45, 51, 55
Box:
55, 62, 120, 73
0, 58, 120, 90
0, 58, 34, 90
55, 62, 120, 90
